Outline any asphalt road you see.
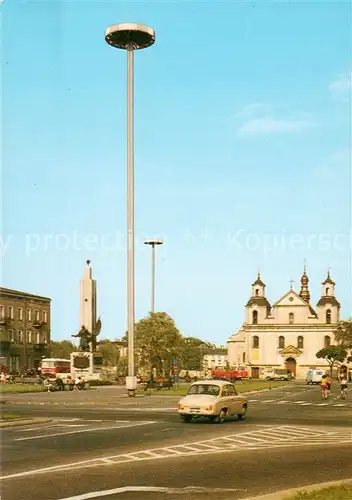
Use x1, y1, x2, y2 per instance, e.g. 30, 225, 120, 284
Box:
1, 382, 352, 500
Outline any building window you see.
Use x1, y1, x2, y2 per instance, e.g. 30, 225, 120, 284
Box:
324, 336, 331, 348
8, 306, 14, 319
326, 309, 331, 324
35, 310, 40, 322
27, 331, 32, 344
0, 305, 4, 318
289, 312, 294, 324
8, 329, 14, 342
297, 336, 304, 349
43, 332, 48, 344
36, 332, 41, 344
326, 287, 330, 295
252, 336, 259, 349
252, 310, 258, 325
18, 330, 23, 343
18, 307, 23, 320
43, 311, 47, 323
255, 288, 259, 296
278, 336, 285, 349
242, 352, 246, 363
27, 309, 32, 321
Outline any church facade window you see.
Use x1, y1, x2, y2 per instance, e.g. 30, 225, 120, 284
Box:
326, 309, 331, 324
252, 310, 258, 324
278, 336, 285, 349
289, 312, 294, 324
252, 336, 259, 349
324, 335, 331, 348
326, 287, 329, 295
297, 336, 304, 349
255, 289, 259, 296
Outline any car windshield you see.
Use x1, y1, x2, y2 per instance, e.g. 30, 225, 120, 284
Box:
187, 384, 220, 396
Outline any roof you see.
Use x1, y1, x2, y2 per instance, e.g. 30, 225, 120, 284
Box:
316, 296, 341, 308
308, 305, 318, 317
252, 279, 266, 287
246, 297, 271, 308
0, 287, 51, 302
322, 277, 336, 285
190, 380, 233, 387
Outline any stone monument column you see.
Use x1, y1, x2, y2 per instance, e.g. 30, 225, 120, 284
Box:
80, 260, 97, 352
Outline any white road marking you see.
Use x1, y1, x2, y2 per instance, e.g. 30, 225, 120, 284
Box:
3, 425, 351, 480
55, 486, 248, 500
14, 421, 156, 442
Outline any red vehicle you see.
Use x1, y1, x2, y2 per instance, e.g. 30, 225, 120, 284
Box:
40, 358, 70, 377
212, 366, 249, 381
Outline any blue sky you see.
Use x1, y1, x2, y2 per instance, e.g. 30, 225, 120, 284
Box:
2, 0, 351, 344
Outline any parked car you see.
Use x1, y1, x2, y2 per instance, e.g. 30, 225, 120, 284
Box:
177, 380, 248, 424
306, 369, 326, 385
261, 369, 293, 381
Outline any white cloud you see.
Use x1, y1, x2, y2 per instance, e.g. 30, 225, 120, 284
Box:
238, 116, 317, 136
234, 103, 317, 137
329, 71, 351, 101
234, 102, 268, 119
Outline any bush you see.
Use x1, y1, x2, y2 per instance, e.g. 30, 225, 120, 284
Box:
88, 380, 113, 386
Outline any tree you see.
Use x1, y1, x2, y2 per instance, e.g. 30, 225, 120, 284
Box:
97, 340, 120, 367
132, 312, 183, 377
179, 337, 215, 370
316, 346, 348, 376
50, 340, 75, 359
334, 320, 352, 349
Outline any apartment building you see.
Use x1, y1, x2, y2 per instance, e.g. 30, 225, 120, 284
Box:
0, 287, 51, 373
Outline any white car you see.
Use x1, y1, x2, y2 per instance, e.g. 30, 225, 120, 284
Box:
177, 380, 248, 424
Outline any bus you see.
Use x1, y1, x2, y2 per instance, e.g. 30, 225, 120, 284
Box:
40, 358, 70, 378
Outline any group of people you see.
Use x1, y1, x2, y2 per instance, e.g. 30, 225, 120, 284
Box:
320, 373, 348, 400
43, 376, 87, 392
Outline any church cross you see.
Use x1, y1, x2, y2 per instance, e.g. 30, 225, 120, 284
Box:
289, 279, 295, 290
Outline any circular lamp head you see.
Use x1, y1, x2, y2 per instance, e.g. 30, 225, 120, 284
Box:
105, 23, 155, 50
144, 238, 163, 246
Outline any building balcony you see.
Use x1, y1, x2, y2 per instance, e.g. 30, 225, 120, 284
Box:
33, 321, 47, 329
0, 317, 12, 327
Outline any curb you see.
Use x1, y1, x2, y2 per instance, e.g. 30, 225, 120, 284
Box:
0, 417, 52, 428
243, 478, 352, 499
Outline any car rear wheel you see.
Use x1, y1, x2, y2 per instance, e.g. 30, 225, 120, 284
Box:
237, 405, 247, 421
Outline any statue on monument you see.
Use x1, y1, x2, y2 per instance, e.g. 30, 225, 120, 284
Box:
72, 317, 102, 352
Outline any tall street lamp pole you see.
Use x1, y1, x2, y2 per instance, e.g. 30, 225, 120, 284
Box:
105, 23, 155, 397
144, 239, 163, 313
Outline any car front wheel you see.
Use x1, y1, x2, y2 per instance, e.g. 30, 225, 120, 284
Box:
237, 405, 247, 421
212, 409, 226, 424
181, 415, 192, 423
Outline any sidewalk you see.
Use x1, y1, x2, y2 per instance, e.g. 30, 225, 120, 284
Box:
244, 478, 352, 500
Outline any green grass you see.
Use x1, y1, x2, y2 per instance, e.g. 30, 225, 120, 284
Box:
0, 383, 46, 393
137, 380, 289, 397
288, 485, 352, 500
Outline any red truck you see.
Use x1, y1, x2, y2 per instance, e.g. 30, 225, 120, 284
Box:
212, 366, 249, 381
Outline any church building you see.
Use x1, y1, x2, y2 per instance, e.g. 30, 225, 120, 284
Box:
227, 268, 341, 379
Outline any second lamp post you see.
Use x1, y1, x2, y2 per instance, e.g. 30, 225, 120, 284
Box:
144, 238, 163, 313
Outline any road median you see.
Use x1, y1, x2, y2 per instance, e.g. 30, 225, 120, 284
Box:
0, 417, 52, 428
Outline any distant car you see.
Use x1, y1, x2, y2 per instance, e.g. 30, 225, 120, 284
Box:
177, 380, 248, 424
262, 369, 293, 381
306, 369, 326, 385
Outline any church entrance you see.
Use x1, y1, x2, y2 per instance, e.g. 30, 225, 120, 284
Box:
285, 357, 296, 377
251, 367, 260, 379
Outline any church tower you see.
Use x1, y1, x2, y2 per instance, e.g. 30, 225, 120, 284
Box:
246, 272, 271, 324
299, 264, 311, 303
317, 271, 340, 324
